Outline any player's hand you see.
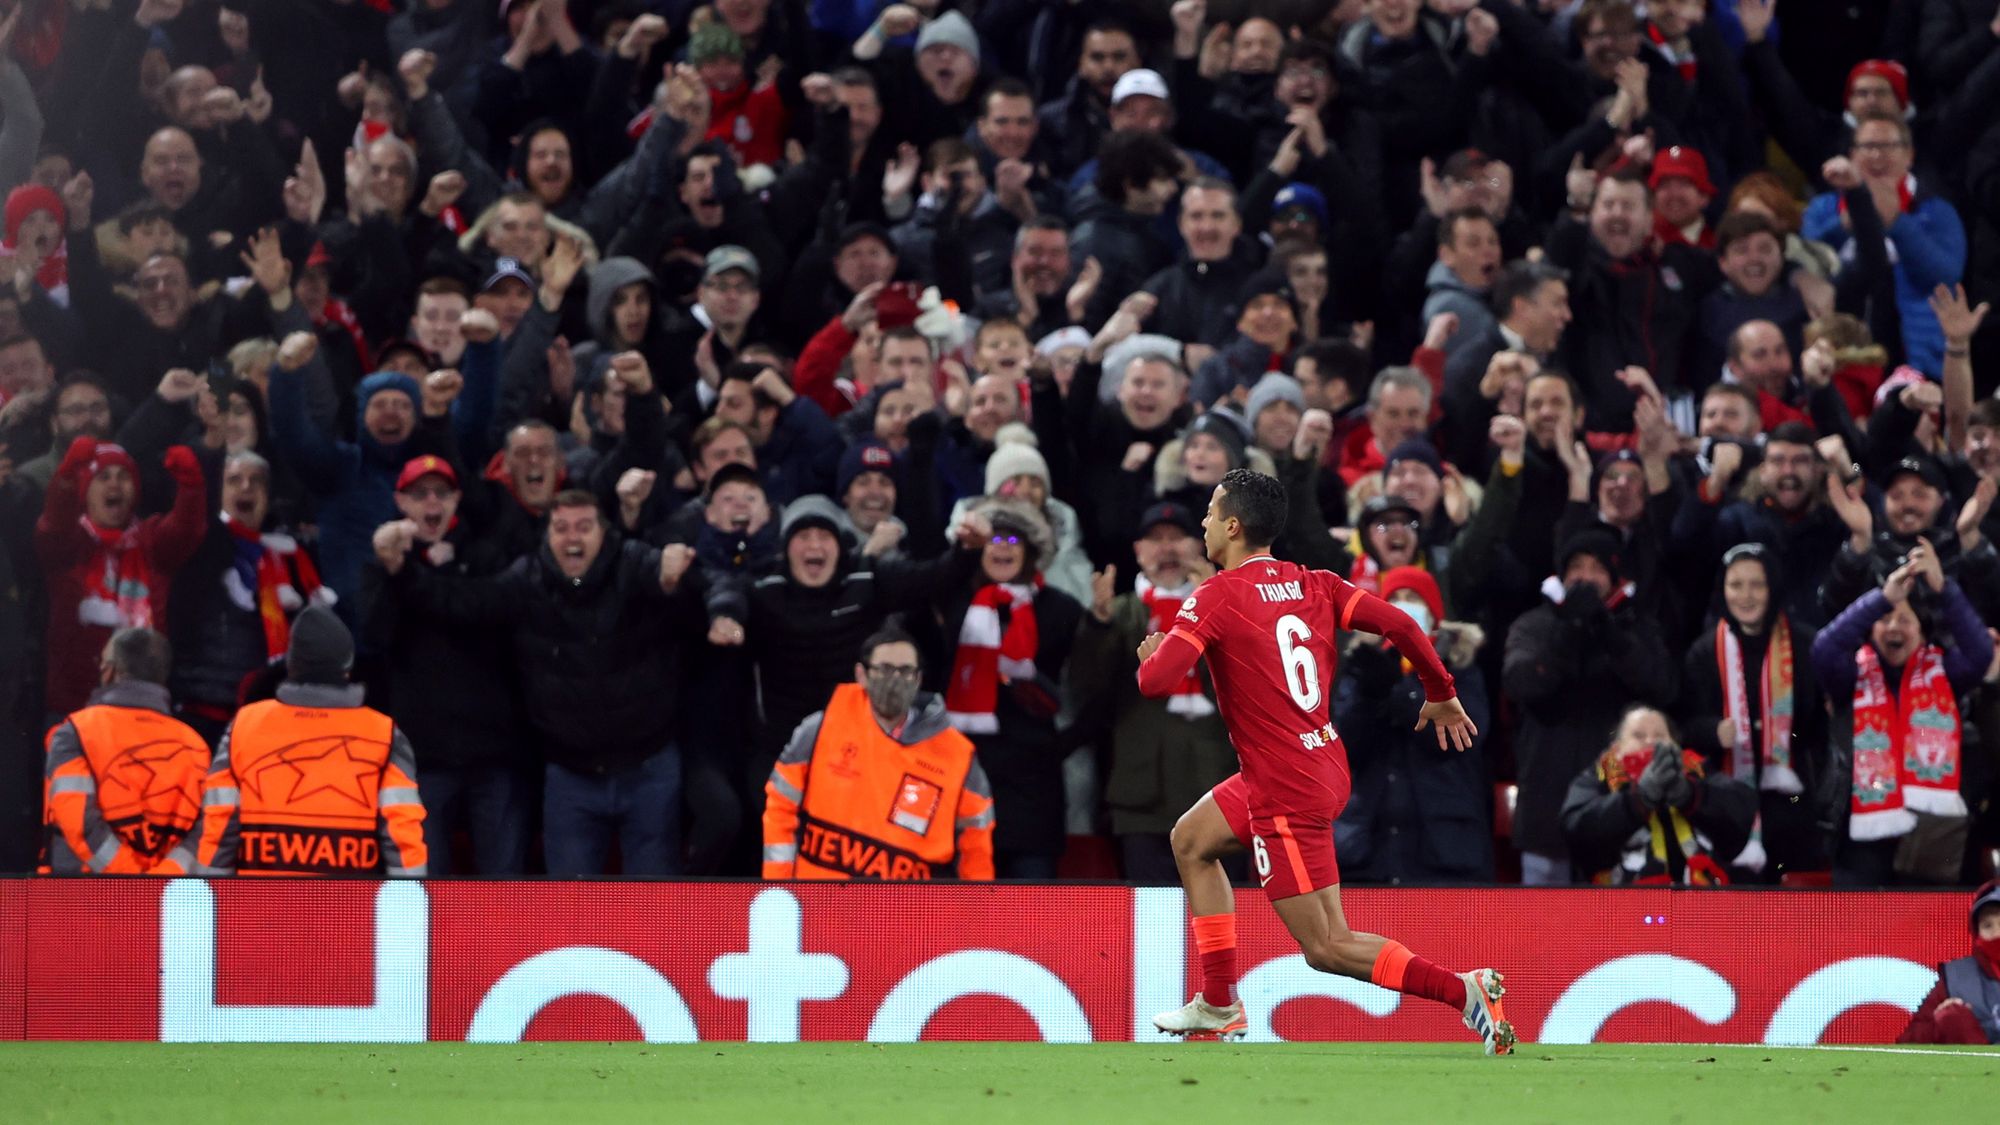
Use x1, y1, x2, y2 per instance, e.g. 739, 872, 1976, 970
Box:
1415, 697, 1478, 752
1136, 631, 1167, 664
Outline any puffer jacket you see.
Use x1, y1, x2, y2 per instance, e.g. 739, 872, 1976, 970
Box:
390, 529, 697, 772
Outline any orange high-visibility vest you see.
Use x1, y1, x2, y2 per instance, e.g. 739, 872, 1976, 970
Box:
42, 702, 208, 874
197, 697, 426, 876
763, 683, 994, 880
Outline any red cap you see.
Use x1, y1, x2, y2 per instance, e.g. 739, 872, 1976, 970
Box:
81, 441, 138, 486
4, 184, 63, 247
395, 454, 459, 492
304, 241, 333, 272
1648, 146, 1714, 196
1846, 59, 1910, 111
1378, 566, 1444, 630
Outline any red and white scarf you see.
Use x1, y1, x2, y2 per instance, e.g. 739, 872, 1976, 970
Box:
1717, 619, 1803, 794
76, 518, 159, 630
318, 298, 372, 373
1137, 574, 1214, 719
1850, 643, 1964, 840
221, 512, 333, 661
946, 579, 1041, 734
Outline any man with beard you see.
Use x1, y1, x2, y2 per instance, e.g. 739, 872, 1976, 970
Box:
1695, 213, 1810, 383
1069, 502, 1232, 883
1547, 168, 1719, 431
1704, 422, 1851, 629
974, 217, 1073, 341
11, 374, 114, 494
1821, 453, 2000, 620
711, 499, 986, 870
360, 455, 528, 875
1037, 20, 1141, 179
761, 627, 995, 882
1503, 528, 1679, 883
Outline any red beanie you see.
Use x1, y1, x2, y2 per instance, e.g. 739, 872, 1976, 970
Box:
4, 184, 64, 247
1845, 59, 1910, 111
77, 441, 140, 502
1378, 566, 1444, 629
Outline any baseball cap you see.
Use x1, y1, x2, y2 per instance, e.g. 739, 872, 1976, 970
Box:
705, 461, 763, 499
482, 257, 535, 293
1137, 501, 1200, 539
1111, 68, 1169, 106
396, 454, 459, 492
1362, 493, 1421, 525
1886, 454, 1947, 492
703, 244, 759, 284
1272, 183, 1328, 227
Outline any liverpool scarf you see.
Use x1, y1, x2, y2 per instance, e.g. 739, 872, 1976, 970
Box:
1136, 574, 1214, 719
1716, 619, 1803, 794
221, 512, 333, 660
1851, 643, 1964, 840
1597, 745, 1729, 886
946, 579, 1041, 734
76, 517, 160, 630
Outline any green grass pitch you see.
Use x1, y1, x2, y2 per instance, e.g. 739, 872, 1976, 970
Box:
2, 1043, 1994, 1124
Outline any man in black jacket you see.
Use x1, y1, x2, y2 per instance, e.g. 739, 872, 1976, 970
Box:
375, 488, 702, 876
361, 455, 530, 875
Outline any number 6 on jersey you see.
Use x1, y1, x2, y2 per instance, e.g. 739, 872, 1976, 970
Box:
1275, 614, 1320, 710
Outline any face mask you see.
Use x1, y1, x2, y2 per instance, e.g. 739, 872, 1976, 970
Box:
1394, 599, 1434, 635
868, 673, 919, 720
1975, 934, 2000, 977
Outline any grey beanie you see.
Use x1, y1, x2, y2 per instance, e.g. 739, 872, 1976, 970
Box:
1245, 373, 1307, 427
916, 11, 981, 66
781, 494, 847, 542
286, 603, 354, 686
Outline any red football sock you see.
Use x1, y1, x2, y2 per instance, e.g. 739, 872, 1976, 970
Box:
1370, 940, 1467, 1010
1191, 914, 1237, 1006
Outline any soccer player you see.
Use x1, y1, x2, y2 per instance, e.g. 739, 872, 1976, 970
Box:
1136, 468, 1514, 1054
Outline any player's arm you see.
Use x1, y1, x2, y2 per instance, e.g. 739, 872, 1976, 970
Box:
1328, 576, 1477, 750
1136, 628, 1204, 698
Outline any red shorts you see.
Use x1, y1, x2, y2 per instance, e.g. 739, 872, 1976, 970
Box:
1210, 772, 1339, 901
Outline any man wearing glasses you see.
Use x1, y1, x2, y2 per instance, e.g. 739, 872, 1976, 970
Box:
760, 627, 996, 881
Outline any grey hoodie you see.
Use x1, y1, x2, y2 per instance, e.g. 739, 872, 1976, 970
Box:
1420, 259, 1496, 366
584, 257, 659, 348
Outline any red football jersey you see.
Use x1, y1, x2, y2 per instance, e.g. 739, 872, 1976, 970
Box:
1168, 556, 1359, 817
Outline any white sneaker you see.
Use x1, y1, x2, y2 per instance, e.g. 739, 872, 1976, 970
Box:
1460, 969, 1517, 1056
1154, 993, 1248, 1041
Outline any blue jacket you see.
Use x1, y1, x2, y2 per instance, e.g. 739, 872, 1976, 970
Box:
1803, 190, 1966, 376
270, 369, 439, 626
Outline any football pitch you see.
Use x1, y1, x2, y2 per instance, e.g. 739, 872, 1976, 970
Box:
2, 1042, 1993, 1123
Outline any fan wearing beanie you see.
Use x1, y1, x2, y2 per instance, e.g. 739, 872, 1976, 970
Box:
37, 437, 208, 715
1152, 413, 1276, 514
947, 424, 1093, 604
1, 183, 67, 301
194, 604, 430, 877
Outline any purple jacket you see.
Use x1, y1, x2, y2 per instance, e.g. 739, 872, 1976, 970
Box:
1809, 585, 1994, 701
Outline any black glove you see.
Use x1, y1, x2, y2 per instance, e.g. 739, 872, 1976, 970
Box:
1635, 742, 1687, 808
1557, 581, 1607, 629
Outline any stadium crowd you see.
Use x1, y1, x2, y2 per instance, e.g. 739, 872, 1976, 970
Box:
9, 0, 2000, 887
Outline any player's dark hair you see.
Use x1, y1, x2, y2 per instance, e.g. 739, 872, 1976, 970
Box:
1216, 468, 1287, 548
